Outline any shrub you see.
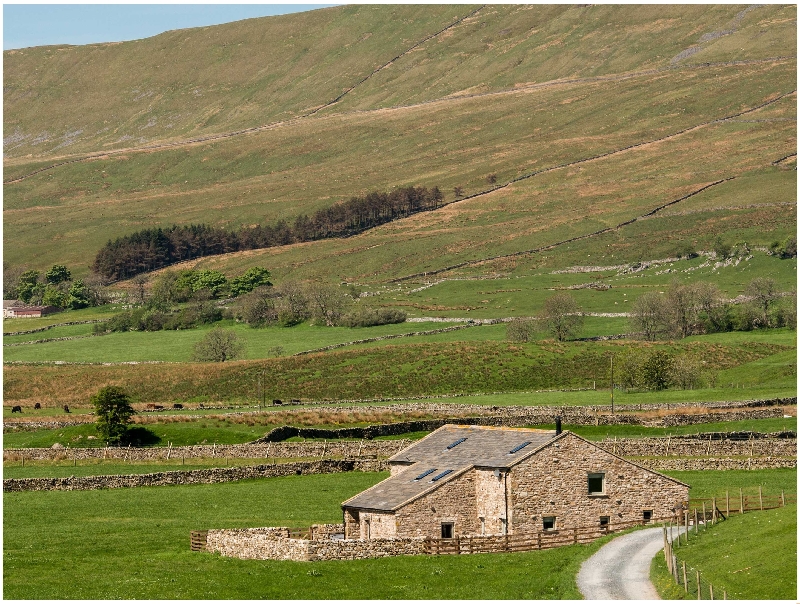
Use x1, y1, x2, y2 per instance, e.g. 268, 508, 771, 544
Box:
339, 307, 407, 327
506, 318, 537, 342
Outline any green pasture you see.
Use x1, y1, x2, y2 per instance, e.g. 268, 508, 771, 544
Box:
651, 504, 797, 600
5, 468, 795, 599
3, 471, 595, 599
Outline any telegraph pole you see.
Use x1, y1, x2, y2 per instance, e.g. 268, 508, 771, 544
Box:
610, 355, 614, 414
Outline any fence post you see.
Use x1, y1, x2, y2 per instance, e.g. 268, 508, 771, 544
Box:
723, 589, 727, 600
684, 511, 689, 544
702, 502, 706, 528
712, 497, 716, 524
682, 561, 688, 593
694, 509, 698, 535
759, 486, 763, 511
726, 490, 729, 516
710, 582, 714, 600
782, 490, 785, 507
663, 526, 670, 569
739, 488, 743, 514
696, 570, 701, 600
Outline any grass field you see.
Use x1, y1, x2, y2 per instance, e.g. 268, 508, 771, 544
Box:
4, 468, 795, 599
651, 504, 797, 600
3, 471, 598, 599
4, 325, 794, 405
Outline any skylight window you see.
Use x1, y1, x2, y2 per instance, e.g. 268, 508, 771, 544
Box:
446, 437, 467, 450
414, 468, 437, 481
509, 441, 532, 454
431, 469, 453, 482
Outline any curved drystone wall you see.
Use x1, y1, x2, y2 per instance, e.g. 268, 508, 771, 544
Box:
2, 459, 386, 492
256, 407, 788, 442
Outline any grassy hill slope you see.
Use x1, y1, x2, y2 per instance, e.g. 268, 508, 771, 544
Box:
3, 5, 796, 280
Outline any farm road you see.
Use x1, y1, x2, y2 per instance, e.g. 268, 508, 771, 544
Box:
577, 526, 686, 600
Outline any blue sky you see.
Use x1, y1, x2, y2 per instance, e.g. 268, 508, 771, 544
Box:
3, 4, 337, 50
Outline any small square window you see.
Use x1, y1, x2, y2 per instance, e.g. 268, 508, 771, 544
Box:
643, 510, 653, 523
441, 523, 454, 539
599, 516, 610, 528
588, 472, 605, 495
543, 516, 556, 531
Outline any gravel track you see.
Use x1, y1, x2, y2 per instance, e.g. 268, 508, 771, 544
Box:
577, 526, 686, 600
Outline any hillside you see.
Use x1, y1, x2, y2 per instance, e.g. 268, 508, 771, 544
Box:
3, 4, 796, 281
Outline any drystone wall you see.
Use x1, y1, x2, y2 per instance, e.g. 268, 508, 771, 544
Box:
597, 436, 796, 458
205, 525, 427, 562
255, 406, 789, 442
6, 433, 795, 465
3, 459, 386, 492
3, 440, 411, 462
636, 457, 797, 471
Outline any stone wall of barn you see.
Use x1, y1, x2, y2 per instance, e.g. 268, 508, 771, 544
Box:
358, 511, 397, 539
394, 469, 479, 538
508, 433, 688, 534
475, 468, 507, 535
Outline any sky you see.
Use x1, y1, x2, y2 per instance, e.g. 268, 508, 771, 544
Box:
3, 4, 338, 50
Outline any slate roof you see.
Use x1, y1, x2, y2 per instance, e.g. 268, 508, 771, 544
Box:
342, 425, 558, 512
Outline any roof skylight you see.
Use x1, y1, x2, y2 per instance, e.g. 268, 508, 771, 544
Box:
446, 437, 467, 450
509, 441, 532, 454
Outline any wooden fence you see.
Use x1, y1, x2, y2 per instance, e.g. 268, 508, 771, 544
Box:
687, 488, 795, 518
422, 516, 671, 555
664, 490, 796, 599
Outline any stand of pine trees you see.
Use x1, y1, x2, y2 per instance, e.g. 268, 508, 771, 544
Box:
93, 186, 443, 281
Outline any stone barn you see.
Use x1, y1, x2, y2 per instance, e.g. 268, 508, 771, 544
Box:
342, 424, 688, 540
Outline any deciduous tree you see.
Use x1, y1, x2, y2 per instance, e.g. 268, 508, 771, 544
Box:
192, 327, 246, 362
92, 386, 136, 445
539, 292, 583, 341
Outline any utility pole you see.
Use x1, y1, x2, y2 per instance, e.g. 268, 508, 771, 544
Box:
610, 355, 614, 414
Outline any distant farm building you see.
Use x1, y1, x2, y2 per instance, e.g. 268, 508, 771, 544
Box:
3, 301, 61, 318
342, 424, 689, 540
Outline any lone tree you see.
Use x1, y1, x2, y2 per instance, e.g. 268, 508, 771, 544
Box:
193, 327, 246, 362
92, 386, 136, 445
540, 292, 584, 341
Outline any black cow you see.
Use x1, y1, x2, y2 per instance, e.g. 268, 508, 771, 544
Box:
173, 403, 183, 410
34, 403, 41, 410
272, 399, 283, 406
11, 406, 22, 413
291, 399, 301, 404
63, 405, 71, 413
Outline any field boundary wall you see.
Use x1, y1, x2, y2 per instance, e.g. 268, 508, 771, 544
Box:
2, 459, 386, 492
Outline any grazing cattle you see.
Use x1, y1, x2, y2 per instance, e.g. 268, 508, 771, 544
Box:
34, 403, 41, 410
11, 405, 22, 413
63, 405, 70, 413
291, 399, 301, 403
272, 399, 283, 406
153, 405, 164, 411
146, 404, 156, 410
173, 403, 183, 410
199, 403, 205, 409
